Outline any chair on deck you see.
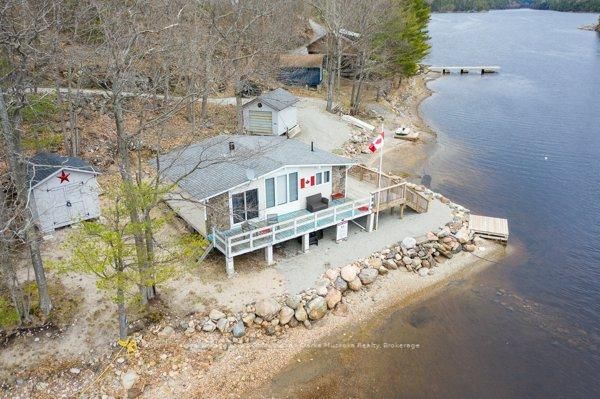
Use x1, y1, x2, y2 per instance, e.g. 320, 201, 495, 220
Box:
306, 194, 329, 213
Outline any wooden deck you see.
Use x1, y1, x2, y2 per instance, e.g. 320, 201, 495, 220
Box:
469, 214, 509, 242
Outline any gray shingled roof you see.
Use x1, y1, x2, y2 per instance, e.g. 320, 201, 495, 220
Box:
28, 152, 98, 187
246, 88, 299, 111
156, 135, 355, 201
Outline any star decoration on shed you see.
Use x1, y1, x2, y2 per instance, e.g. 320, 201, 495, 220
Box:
57, 170, 70, 183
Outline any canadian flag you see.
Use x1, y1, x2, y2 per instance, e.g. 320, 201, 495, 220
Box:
369, 130, 384, 153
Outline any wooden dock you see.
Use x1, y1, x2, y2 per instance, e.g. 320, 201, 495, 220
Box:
469, 214, 509, 242
429, 66, 500, 74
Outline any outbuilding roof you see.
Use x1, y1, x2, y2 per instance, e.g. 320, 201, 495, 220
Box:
244, 88, 299, 111
28, 152, 98, 187
156, 135, 355, 201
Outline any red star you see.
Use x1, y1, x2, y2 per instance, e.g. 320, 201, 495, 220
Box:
57, 170, 70, 183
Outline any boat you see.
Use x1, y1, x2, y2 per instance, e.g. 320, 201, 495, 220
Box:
394, 126, 411, 138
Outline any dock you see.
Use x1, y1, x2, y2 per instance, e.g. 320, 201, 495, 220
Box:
429, 66, 500, 75
469, 214, 509, 242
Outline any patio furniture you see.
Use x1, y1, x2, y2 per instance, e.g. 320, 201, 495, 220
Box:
331, 192, 345, 200
266, 214, 278, 225
241, 222, 251, 232
306, 194, 329, 213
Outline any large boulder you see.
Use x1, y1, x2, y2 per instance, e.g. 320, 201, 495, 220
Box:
254, 298, 281, 321
348, 277, 363, 291
306, 297, 328, 320
384, 259, 398, 270
401, 237, 417, 249
232, 320, 246, 338
340, 264, 360, 282
279, 306, 295, 325
358, 268, 379, 285
209, 309, 226, 321
325, 288, 342, 309
369, 258, 383, 268
437, 227, 451, 238
285, 294, 302, 310
295, 306, 308, 322
325, 268, 339, 281
334, 276, 348, 292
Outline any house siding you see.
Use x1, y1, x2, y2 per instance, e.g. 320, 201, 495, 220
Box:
276, 106, 298, 135
206, 191, 231, 233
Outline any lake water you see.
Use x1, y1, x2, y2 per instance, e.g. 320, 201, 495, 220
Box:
262, 10, 600, 398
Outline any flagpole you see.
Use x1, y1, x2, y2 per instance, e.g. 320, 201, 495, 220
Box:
375, 123, 384, 231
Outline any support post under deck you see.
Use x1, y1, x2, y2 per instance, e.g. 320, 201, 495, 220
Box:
226, 257, 235, 278
366, 213, 375, 232
265, 245, 274, 265
302, 233, 310, 253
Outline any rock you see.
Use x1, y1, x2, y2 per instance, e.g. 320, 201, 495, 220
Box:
158, 326, 175, 337
437, 227, 451, 238
332, 302, 349, 317
242, 312, 256, 326
418, 268, 430, 277
358, 268, 379, 285
402, 256, 412, 265
334, 276, 348, 292
69, 368, 81, 374
325, 269, 339, 281
255, 298, 281, 321
455, 227, 470, 244
202, 320, 216, 332
288, 317, 299, 328
442, 236, 453, 244
378, 266, 389, 275
306, 297, 328, 320
232, 321, 246, 338
384, 259, 398, 270
285, 294, 302, 310
401, 237, 417, 249
264, 325, 276, 336
369, 258, 383, 268
426, 231, 438, 241
303, 319, 312, 329
428, 268, 435, 276
348, 277, 363, 291
340, 264, 360, 282
121, 371, 138, 390
295, 306, 308, 322
325, 288, 342, 309
464, 244, 476, 252
209, 309, 226, 321
216, 318, 229, 333
279, 306, 295, 325
412, 257, 422, 268
422, 260, 430, 268
254, 316, 263, 324
315, 281, 329, 296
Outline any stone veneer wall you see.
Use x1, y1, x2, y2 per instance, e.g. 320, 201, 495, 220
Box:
206, 192, 231, 233
331, 166, 346, 197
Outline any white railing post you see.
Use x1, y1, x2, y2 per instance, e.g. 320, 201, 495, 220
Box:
333, 206, 337, 222
249, 232, 253, 250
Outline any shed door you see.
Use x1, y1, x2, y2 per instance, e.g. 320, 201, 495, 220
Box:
248, 110, 273, 134
50, 184, 88, 227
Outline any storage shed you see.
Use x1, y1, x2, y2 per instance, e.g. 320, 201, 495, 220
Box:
27, 152, 101, 233
242, 88, 300, 136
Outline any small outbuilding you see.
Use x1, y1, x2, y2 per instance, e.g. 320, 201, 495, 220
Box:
27, 152, 101, 233
242, 88, 300, 136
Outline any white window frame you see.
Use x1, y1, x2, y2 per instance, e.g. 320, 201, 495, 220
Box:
266, 171, 299, 209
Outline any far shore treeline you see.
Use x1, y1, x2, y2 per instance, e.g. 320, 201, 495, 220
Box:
428, 0, 600, 12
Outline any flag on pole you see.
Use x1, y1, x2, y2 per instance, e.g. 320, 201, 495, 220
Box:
369, 130, 384, 153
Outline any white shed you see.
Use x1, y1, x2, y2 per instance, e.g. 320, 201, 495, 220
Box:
242, 88, 300, 136
27, 152, 101, 233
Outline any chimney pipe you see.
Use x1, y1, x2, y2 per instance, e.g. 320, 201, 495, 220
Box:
229, 141, 235, 153
311, 141, 314, 152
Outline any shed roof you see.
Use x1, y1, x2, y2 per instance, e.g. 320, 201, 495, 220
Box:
28, 152, 98, 188
156, 135, 355, 201
244, 88, 299, 111
280, 54, 324, 69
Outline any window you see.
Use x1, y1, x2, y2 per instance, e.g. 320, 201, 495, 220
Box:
232, 189, 259, 224
289, 172, 298, 202
265, 178, 275, 208
316, 172, 322, 185
276, 175, 287, 205
324, 171, 330, 183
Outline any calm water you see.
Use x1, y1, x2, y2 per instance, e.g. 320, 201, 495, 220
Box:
263, 10, 600, 398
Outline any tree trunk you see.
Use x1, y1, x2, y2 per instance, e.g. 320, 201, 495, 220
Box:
117, 285, 127, 339
325, 45, 335, 113
0, 89, 52, 316
201, 92, 209, 121
235, 88, 243, 134
112, 93, 154, 305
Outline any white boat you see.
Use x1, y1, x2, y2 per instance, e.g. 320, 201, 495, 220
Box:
394, 126, 411, 137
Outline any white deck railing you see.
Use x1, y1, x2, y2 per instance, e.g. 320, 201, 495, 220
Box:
212, 196, 373, 258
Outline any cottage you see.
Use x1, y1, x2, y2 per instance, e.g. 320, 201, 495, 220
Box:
242, 88, 300, 136
27, 152, 101, 233
279, 54, 324, 87
157, 135, 383, 276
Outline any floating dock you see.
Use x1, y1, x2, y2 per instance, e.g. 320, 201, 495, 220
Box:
469, 214, 509, 242
429, 66, 500, 74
